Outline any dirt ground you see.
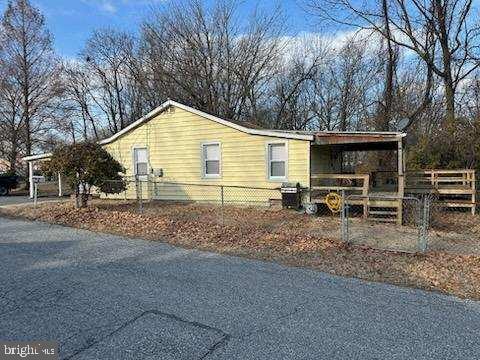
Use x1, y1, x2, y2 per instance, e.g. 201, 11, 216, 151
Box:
1, 199, 480, 300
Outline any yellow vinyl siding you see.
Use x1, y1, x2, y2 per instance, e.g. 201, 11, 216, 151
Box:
103, 106, 310, 202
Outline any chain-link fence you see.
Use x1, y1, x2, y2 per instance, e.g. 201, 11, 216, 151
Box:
91, 177, 480, 255
33, 179, 73, 198
101, 177, 282, 206
302, 189, 346, 242
96, 177, 345, 241
422, 196, 480, 255
342, 194, 427, 253
98, 177, 284, 227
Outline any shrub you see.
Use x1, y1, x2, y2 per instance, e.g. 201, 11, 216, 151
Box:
46, 142, 126, 208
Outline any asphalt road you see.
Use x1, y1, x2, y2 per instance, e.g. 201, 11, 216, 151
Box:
1, 217, 479, 359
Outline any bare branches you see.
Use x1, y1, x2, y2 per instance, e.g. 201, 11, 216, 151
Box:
0, 0, 62, 171
139, 0, 284, 123
305, 0, 480, 129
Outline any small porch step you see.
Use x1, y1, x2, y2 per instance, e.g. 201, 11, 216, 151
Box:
368, 210, 398, 216
367, 217, 397, 223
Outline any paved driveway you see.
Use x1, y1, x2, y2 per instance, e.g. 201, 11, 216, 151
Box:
0, 195, 66, 207
1, 217, 479, 359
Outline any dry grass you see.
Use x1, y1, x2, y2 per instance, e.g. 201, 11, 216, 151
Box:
1, 199, 480, 300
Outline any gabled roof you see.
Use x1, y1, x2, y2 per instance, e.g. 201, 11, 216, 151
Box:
99, 100, 314, 144
22, 100, 407, 162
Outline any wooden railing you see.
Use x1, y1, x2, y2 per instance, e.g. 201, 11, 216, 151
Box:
311, 173, 370, 217
406, 169, 476, 214
407, 169, 475, 191
310, 173, 405, 224
311, 173, 370, 196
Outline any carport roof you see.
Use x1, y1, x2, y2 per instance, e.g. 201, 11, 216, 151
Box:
22, 153, 52, 162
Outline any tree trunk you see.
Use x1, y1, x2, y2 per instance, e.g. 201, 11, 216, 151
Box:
74, 192, 88, 208
80, 192, 89, 208
74, 182, 89, 208
434, 0, 456, 133
444, 77, 456, 133
8, 135, 18, 173
377, 0, 395, 132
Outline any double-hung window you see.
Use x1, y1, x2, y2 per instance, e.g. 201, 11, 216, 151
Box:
202, 142, 221, 178
267, 142, 287, 180
133, 147, 148, 177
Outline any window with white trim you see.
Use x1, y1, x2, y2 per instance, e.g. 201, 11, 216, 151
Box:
133, 147, 148, 176
202, 142, 221, 177
268, 143, 287, 180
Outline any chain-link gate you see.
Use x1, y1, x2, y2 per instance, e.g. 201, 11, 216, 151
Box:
342, 194, 428, 253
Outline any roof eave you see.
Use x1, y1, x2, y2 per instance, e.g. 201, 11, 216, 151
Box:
22, 153, 53, 162
99, 100, 314, 144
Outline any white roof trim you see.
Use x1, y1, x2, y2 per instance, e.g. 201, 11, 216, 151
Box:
98, 100, 314, 144
317, 131, 406, 137
22, 101, 406, 162
22, 153, 53, 162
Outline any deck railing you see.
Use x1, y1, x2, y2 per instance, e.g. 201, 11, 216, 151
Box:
311, 173, 370, 217
406, 169, 476, 214
310, 173, 370, 196
310, 173, 405, 223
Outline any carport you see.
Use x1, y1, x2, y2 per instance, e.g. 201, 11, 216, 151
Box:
22, 153, 64, 198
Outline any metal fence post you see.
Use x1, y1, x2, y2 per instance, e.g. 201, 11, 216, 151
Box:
418, 196, 429, 252
341, 190, 348, 243
220, 185, 224, 227
136, 176, 143, 213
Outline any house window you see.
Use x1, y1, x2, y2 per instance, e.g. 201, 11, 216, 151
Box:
133, 147, 148, 176
202, 142, 221, 178
268, 142, 287, 180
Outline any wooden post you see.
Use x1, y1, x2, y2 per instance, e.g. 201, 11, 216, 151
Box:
397, 139, 404, 225
471, 171, 476, 215
28, 161, 34, 198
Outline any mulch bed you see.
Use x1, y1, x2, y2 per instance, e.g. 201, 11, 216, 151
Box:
1, 199, 480, 300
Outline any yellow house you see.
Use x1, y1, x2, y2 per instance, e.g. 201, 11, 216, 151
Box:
99, 100, 312, 203
23, 100, 406, 214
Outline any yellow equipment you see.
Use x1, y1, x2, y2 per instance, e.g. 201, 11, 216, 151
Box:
325, 192, 342, 213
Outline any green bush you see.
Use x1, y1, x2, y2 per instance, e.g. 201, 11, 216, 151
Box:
46, 142, 126, 207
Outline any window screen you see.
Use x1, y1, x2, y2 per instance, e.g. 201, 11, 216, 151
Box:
134, 148, 148, 176
268, 143, 286, 179
203, 143, 220, 177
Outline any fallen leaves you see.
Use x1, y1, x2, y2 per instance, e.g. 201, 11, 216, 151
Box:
2, 199, 480, 300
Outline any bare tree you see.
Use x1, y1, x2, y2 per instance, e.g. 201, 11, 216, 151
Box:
0, 62, 23, 172
0, 0, 62, 159
139, 0, 284, 123
269, 37, 326, 130
308, 37, 381, 131
63, 61, 100, 141
306, 0, 479, 132
81, 29, 137, 133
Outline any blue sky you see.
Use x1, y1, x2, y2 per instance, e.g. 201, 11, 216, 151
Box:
0, 0, 314, 57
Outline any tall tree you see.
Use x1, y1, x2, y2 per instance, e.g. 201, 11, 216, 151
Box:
63, 61, 100, 142
139, 0, 283, 123
0, 0, 62, 159
81, 29, 139, 133
305, 0, 479, 133
0, 61, 23, 172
